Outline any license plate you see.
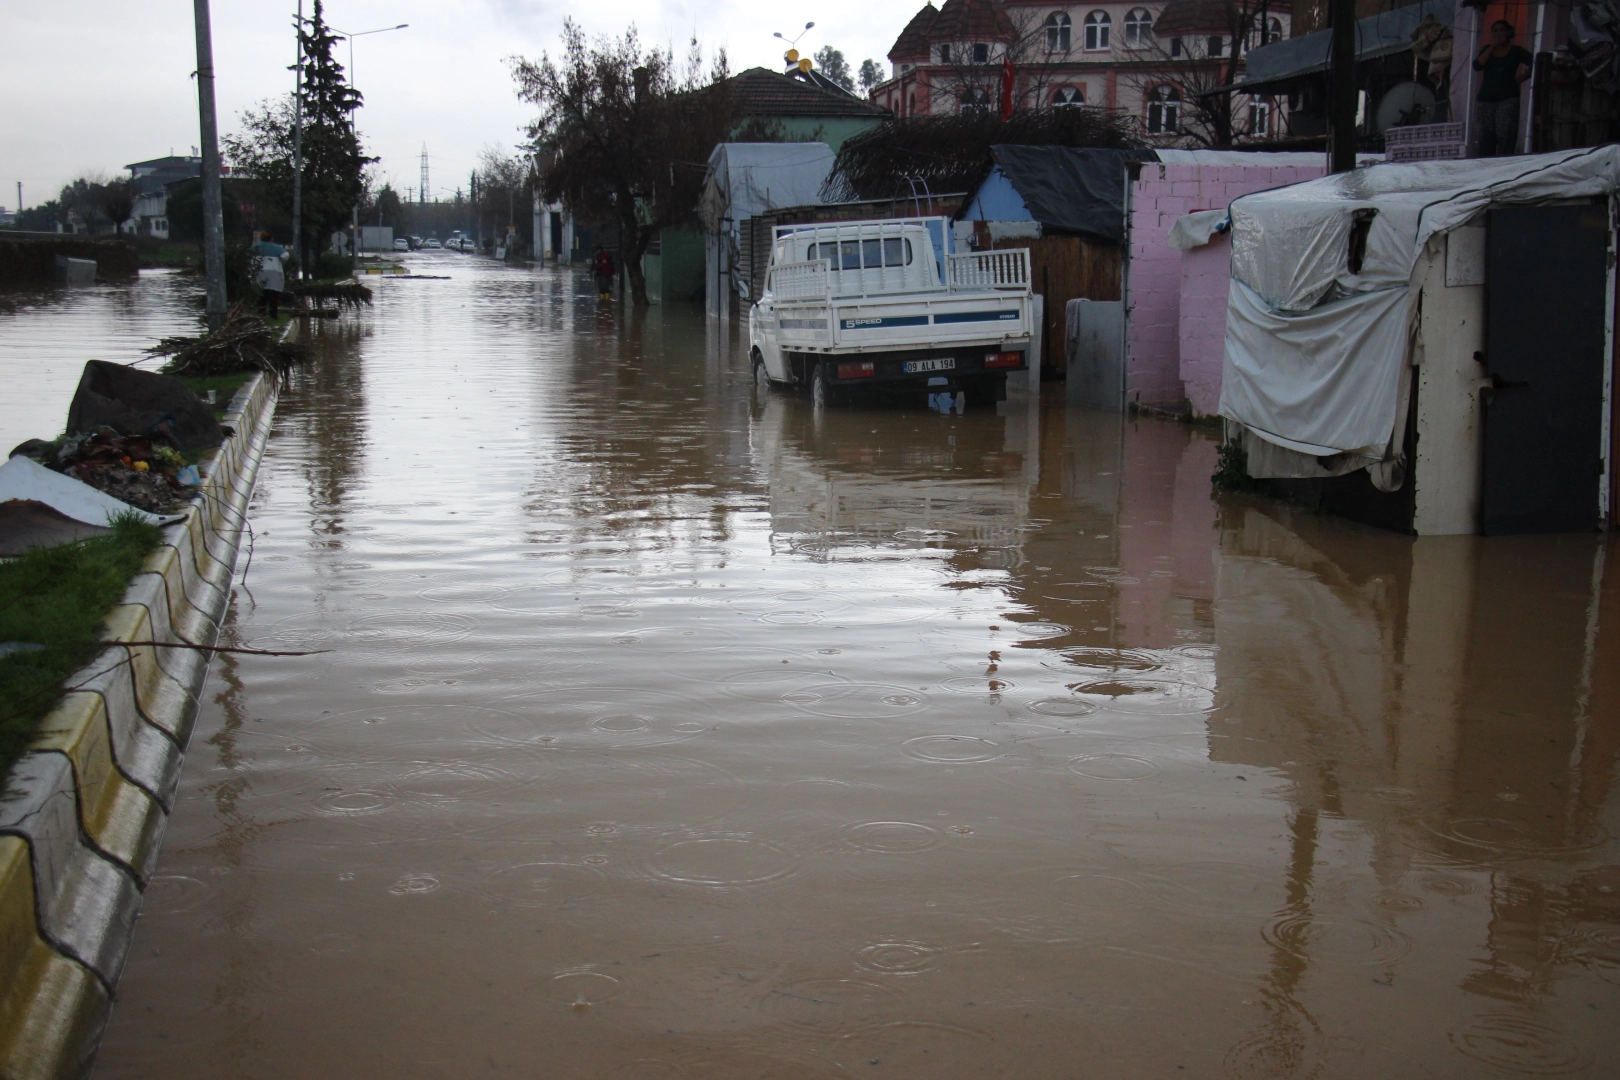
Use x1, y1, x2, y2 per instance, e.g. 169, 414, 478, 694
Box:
903, 358, 955, 374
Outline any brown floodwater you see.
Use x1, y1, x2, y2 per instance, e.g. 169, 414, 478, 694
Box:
74, 255, 1618, 1077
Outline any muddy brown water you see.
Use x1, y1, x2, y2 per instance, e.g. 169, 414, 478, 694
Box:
57, 257, 1619, 1077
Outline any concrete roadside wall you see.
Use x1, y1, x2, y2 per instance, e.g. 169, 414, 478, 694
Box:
0, 356, 280, 1080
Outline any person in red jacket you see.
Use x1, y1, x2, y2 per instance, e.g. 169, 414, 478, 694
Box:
592, 246, 615, 299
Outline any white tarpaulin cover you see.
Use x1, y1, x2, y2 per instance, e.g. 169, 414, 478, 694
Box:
698, 143, 836, 234
1221, 146, 1620, 459
0, 455, 179, 526
1168, 209, 1230, 251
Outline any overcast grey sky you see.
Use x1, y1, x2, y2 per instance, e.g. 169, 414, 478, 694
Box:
3, 0, 905, 211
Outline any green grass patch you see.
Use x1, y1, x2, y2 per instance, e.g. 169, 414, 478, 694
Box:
0, 514, 163, 780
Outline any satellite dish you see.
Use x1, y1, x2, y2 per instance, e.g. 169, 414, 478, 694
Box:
1375, 81, 1438, 134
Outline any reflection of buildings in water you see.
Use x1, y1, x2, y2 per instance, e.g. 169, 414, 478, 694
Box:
1213, 503, 1620, 1046
750, 391, 1034, 560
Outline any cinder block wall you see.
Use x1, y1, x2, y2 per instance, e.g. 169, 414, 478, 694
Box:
1178, 235, 1233, 417
1128, 162, 1327, 410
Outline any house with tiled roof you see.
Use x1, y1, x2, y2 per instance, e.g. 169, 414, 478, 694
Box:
870, 0, 1291, 145
728, 66, 890, 151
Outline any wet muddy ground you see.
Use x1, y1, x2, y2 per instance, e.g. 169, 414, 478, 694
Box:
42, 256, 1619, 1077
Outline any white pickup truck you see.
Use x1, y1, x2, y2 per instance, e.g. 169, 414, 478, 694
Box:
748, 217, 1033, 408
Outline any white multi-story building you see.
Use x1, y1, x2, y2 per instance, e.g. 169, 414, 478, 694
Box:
872, 0, 1291, 145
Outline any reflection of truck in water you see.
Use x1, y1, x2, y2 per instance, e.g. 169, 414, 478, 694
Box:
749, 218, 1033, 409
750, 389, 1032, 561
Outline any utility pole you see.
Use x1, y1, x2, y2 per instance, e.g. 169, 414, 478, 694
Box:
292, 1, 305, 280
1328, 0, 1358, 173
192, 0, 228, 329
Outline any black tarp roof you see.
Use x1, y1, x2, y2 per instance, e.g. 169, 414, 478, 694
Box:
982, 146, 1158, 243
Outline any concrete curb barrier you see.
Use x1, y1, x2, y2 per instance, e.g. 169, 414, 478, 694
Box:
0, 340, 283, 1080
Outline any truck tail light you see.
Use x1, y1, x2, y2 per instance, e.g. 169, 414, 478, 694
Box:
837, 361, 875, 379
984, 351, 1023, 369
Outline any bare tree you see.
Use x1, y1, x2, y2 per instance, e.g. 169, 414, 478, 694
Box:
1118, 0, 1281, 147
510, 21, 739, 306
928, 7, 1100, 115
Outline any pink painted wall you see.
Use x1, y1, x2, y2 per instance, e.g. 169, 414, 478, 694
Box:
1116, 421, 1218, 650
1178, 234, 1232, 418
1127, 160, 1329, 410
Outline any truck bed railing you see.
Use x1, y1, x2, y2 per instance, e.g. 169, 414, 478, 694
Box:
768, 259, 832, 300
945, 250, 1030, 292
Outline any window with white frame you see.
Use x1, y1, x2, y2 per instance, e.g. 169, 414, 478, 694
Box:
1170, 36, 1183, 57
1147, 84, 1180, 134
939, 43, 952, 63
972, 42, 990, 63
1053, 85, 1084, 107
1046, 12, 1072, 52
1084, 11, 1111, 50
1249, 98, 1270, 136
1208, 35, 1224, 57
1124, 9, 1153, 48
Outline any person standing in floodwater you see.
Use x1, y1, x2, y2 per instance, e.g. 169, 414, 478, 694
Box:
250, 231, 288, 318
1472, 21, 1533, 157
592, 246, 615, 300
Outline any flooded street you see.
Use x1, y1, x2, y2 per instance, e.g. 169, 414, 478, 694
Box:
63, 256, 1620, 1077
0, 271, 198, 453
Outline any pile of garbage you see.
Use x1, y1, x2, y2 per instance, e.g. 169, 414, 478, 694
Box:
10, 431, 199, 514
148, 304, 307, 377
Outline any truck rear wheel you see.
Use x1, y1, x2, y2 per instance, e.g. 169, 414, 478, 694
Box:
811, 364, 831, 409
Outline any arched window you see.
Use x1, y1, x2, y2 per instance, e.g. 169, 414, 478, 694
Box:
960, 87, 992, 113
1052, 85, 1084, 107
1124, 9, 1153, 48
1266, 18, 1283, 44
1147, 84, 1181, 134
1084, 11, 1111, 50
1045, 12, 1072, 52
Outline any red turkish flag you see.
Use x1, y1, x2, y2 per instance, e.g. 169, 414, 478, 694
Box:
1000, 55, 1015, 119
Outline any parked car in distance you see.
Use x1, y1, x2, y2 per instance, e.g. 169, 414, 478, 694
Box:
393, 238, 409, 252
423, 238, 442, 249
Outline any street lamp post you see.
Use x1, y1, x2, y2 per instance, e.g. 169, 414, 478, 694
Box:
773, 22, 815, 49
291, 1, 304, 281
331, 22, 407, 271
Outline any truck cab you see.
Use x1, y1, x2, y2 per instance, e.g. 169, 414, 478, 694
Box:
748, 217, 1032, 408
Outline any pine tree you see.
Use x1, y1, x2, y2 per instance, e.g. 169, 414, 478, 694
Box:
296, 0, 370, 264
224, 0, 372, 272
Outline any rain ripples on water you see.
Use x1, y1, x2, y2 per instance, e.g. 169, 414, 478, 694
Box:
55, 256, 1617, 1078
